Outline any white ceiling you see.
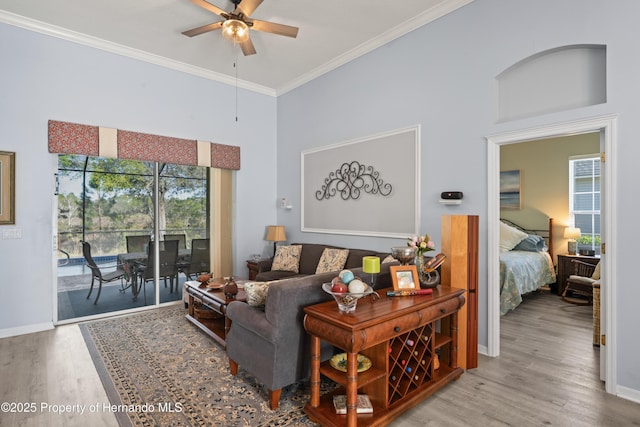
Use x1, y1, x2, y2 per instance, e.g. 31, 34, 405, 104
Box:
0, 0, 472, 96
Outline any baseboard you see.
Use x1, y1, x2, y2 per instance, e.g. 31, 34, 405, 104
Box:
477, 344, 489, 356
617, 384, 640, 405
0, 322, 54, 339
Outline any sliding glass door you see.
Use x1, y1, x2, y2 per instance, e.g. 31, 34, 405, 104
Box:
56, 155, 209, 322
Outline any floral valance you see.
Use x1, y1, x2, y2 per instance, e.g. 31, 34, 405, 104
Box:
48, 120, 240, 170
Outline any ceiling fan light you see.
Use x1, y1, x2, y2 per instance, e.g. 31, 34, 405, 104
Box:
222, 19, 249, 43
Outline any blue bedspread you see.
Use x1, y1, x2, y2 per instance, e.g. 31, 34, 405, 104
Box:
500, 250, 556, 315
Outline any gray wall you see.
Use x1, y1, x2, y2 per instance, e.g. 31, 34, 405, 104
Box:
0, 23, 279, 332
277, 0, 640, 398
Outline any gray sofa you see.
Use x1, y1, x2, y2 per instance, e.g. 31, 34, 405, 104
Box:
225, 244, 395, 409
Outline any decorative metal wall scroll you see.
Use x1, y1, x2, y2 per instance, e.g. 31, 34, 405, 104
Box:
302, 125, 419, 238
315, 160, 393, 201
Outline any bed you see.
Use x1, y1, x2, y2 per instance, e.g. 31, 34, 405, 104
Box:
500, 218, 557, 315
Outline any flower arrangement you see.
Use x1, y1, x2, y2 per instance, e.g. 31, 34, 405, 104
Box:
408, 233, 435, 255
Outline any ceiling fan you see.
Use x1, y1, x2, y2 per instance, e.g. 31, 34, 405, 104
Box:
182, 0, 299, 56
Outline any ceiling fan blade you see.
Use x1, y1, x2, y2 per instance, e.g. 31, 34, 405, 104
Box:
239, 36, 257, 56
250, 19, 299, 38
237, 0, 263, 17
190, 0, 227, 17
182, 21, 223, 37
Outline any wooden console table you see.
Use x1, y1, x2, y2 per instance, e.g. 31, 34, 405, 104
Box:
303, 286, 465, 427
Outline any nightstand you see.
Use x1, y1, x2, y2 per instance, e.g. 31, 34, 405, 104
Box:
556, 254, 600, 296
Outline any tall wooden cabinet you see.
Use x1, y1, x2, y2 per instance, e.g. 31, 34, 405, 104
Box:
441, 214, 479, 369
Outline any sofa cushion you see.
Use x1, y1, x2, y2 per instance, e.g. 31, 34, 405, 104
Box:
316, 248, 349, 274
255, 270, 303, 281
297, 244, 334, 275
271, 245, 302, 273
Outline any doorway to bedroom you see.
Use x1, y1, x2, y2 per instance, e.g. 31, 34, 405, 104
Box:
487, 115, 617, 394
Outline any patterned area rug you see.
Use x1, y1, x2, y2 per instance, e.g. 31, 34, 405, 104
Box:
80, 305, 331, 426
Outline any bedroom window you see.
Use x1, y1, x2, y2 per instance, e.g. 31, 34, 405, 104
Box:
569, 155, 601, 255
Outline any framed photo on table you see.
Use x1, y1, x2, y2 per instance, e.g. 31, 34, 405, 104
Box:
390, 265, 419, 291
0, 151, 15, 225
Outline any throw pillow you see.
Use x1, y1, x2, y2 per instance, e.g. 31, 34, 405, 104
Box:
244, 281, 274, 307
271, 245, 302, 273
381, 254, 396, 264
316, 248, 350, 274
499, 221, 528, 252
592, 261, 601, 280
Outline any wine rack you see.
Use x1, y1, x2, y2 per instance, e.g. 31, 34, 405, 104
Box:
388, 324, 433, 404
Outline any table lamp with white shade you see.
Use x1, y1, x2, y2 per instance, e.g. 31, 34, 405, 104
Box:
564, 227, 581, 255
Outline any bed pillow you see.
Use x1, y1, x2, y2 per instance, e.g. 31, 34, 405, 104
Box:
513, 234, 546, 252
270, 245, 302, 273
315, 248, 349, 274
499, 221, 528, 252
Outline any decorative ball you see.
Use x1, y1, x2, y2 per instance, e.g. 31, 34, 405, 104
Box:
331, 281, 348, 294
348, 279, 366, 294
339, 269, 355, 284
331, 276, 343, 286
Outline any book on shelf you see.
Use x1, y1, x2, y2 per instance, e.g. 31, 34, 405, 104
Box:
333, 394, 373, 414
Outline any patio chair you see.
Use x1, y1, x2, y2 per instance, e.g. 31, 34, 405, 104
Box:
138, 240, 179, 303
163, 234, 187, 250
82, 241, 127, 305
126, 235, 151, 253
180, 238, 210, 279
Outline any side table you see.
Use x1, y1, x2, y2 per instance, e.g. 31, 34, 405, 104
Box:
246, 260, 259, 280
246, 258, 269, 280
184, 279, 247, 348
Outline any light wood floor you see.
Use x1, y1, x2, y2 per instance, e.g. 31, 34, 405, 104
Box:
1, 290, 640, 426
394, 290, 640, 426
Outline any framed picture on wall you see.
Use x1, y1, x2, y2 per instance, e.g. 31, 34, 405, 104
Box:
390, 265, 420, 291
500, 169, 521, 210
0, 151, 15, 225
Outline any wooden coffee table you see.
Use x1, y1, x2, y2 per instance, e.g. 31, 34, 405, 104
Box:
184, 279, 247, 348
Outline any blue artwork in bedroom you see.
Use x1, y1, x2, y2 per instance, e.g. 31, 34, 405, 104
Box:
500, 170, 521, 209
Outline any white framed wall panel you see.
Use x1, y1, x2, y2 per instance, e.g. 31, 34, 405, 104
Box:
301, 126, 420, 238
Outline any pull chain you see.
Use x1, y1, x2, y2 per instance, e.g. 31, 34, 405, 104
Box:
234, 46, 239, 122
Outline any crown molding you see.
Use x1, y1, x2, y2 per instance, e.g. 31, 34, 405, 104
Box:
275, 0, 474, 95
0, 10, 277, 97
2, 0, 473, 98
